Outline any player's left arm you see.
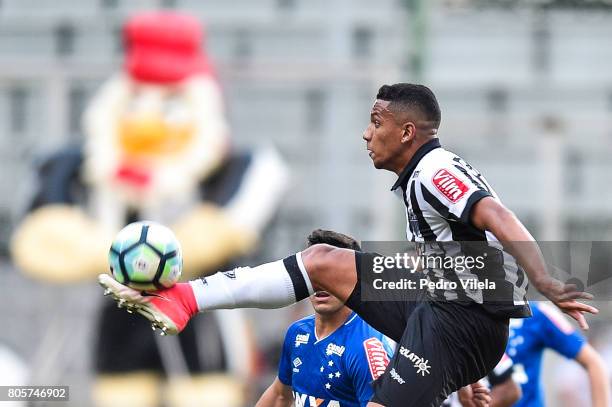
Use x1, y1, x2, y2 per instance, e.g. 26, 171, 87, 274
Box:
470, 196, 598, 329
484, 353, 521, 407
255, 377, 294, 407
489, 378, 521, 407
575, 343, 611, 407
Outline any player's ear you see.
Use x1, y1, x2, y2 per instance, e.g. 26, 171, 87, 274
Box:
401, 122, 415, 143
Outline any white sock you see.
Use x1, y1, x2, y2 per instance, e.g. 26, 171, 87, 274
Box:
189, 252, 314, 311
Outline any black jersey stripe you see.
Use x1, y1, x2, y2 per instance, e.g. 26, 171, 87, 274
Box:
453, 163, 490, 194
420, 185, 487, 242
401, 187, 416, 242
409, 182, 437, 241
435, 242, 472, 302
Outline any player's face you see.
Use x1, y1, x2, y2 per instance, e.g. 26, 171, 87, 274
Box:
363, 99, 404, 171
310, 291, 346, 315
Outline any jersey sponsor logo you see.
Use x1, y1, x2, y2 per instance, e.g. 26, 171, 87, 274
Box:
389, 368, 406, 384
363, 338, 390, 380
293, 391, 339, 407
295, 333, 310, 347
432, 169, 469, 203
325, 343, 345, 357
399, 346, 432, 376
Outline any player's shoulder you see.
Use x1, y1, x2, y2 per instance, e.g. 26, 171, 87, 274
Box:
286, 314, 315, 336
343, 313, 379, 337
415, 147, 462, 179
344, 314, 393, 353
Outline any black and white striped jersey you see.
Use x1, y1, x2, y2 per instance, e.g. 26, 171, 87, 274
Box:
391, 139, 531, 318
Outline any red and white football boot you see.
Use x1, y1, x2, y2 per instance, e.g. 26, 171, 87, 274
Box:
98, 274, 198, 335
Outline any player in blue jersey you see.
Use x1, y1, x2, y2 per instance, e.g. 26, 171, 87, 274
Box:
506, 301, 610, 407
257, 293, 394, 407
256, 230, 395, 407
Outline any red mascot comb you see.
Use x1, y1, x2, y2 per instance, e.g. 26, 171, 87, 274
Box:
124, 11, 213, 84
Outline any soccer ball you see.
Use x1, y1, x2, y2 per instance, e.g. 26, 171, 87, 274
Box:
108, 221, 182, 290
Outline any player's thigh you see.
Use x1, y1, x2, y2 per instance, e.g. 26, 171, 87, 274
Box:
371, 302, 509, 407
370, 302, 448, 407
432, 302, 509, 384
345, 252, 422, 342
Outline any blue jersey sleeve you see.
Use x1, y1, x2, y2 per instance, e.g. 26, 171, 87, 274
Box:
277, 326, 294, 386
537, 303, 585, 359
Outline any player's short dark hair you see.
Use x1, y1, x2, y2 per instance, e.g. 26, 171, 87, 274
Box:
307, 229, 361, 251
376, 83, 441, 128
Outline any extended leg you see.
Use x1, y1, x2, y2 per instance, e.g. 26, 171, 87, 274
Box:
99, 244, 356, 334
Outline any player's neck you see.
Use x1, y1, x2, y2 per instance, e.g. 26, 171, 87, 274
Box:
314, 307, 353, 340
392, 135, 438, 175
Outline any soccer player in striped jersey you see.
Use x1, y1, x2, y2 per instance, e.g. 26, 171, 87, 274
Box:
100, 83, 597, 406
257, 230, 491, 407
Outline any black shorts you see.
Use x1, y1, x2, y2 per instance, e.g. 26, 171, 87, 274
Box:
345, 252, 509, 407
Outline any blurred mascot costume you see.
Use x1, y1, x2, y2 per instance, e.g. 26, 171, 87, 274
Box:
10, 11, 288, 407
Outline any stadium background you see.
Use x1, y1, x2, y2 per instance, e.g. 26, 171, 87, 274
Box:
0, 0, 611, 405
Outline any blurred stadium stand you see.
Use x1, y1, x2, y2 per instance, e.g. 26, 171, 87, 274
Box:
0, 0, 611, 253
0, 0, 611, 404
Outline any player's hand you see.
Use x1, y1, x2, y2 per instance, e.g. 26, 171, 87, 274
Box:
457, 381, 491, 407
534, 276, 598, 330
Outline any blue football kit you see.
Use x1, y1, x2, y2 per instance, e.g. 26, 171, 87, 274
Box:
506, 301, 585, 407
278, 312, 394, 407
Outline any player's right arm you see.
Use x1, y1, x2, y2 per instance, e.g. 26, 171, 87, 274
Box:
470, 196, 598, 329
256, 325, 296, 407
574, 343, 610, 407
255, 377, 294, 407
536, 302, 610, 407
